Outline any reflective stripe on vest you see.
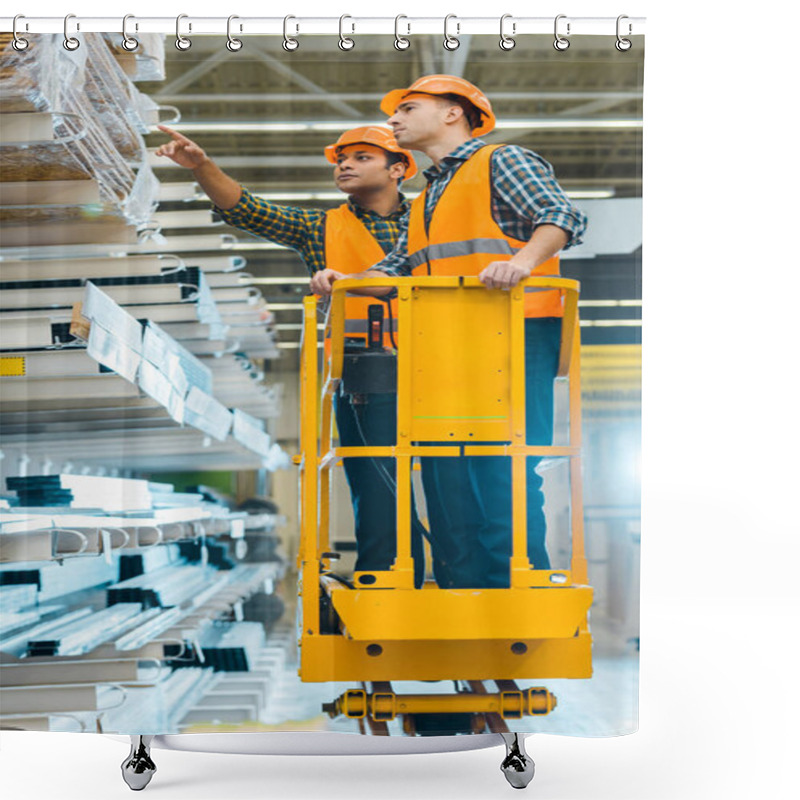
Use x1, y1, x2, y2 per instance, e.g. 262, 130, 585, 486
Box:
407, 144, 563, 318
407, 238, 521, 270
324, 204, 399, 347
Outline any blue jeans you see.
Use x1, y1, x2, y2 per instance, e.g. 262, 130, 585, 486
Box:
421, 317, 561, 588
334, 390, 426, 587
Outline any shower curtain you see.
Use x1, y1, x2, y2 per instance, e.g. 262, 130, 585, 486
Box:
0, 22, 642, 746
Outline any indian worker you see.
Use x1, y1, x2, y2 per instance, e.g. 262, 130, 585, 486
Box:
309, 76, 588, 589
155, 124, 427, 587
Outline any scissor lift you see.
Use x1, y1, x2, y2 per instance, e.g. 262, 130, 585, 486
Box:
119, 276, 591, 791
297, 276, 592, 775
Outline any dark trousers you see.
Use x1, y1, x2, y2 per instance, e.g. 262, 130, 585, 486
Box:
421, 317, 561, 588
334, 390, 426, 587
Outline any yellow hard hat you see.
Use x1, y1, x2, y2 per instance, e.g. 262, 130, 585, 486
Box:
324, 125, 418, 180
380, 74, 496, 136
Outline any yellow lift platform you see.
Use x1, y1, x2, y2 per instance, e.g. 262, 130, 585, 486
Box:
296, 276, 591, 735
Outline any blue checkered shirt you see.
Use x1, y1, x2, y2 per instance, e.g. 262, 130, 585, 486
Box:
216, 190, 410, 274
372, 138, 587, 276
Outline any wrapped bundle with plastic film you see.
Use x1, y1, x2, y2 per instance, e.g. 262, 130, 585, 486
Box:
0, 33, 159, 227
79, 33, 149, 157
102, 32, 166, 83
0, 33, 93, 182
0, 32, 68, 113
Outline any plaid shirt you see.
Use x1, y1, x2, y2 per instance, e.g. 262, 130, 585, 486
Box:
373, 138, 588, 276
215, 189, 410, 274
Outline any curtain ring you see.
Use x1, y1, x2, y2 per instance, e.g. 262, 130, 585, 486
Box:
283, 15, 299, 51
615, 15, 633, 51
338, 15, 355, 51
443, 14, 460, 51
499, 14, 516, 51
394, 15, 410, 51
226, 15, 243, 51
175, 14, 192, 51
12, 15, 29, 51
553, 14, 570, 51
63, 13, 80, 51
121, 14, 139, 52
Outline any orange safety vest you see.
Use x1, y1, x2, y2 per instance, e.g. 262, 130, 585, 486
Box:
324, 204, 398, 348
406, 144, 564, 318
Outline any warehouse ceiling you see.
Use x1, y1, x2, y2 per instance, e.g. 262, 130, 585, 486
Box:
140, 34, 643, 361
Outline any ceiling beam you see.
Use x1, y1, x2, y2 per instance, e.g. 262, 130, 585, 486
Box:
149, 153, 328, 169
246, 44, 364, 119
158, 48, 234, 96
558, 96, 638, 116
154, 91, 642, 104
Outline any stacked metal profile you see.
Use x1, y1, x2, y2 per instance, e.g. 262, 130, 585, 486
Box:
0, 34, 293, 734
0, 32, 287, 474
0, 499, 288, 732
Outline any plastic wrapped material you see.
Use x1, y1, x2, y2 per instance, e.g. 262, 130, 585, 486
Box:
80, 35, 148, 158
129, 87, 181, 132
0, 141, 95, 182
0, 33, 72, 113
0, 204, 119, 225
0, 33, 159, 224
103, 33, 166, 84
129, 88, 159, 132
124, 162, 160, 225
0, 204, 130, 248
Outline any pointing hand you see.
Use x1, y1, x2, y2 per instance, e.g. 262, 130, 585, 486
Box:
154, 125, 209, 170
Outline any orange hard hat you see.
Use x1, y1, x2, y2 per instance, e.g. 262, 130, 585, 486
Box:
380, 74, 496, 136
324, 125, 418, 180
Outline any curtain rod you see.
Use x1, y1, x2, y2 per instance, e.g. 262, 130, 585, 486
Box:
2, 16, 646, 37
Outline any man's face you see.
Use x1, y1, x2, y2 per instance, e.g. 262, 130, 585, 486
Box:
333, 144, 404, 194
387, 93, 451, 149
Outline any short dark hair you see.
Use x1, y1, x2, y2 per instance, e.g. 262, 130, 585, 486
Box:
384, 151, 408, 185
436, 93, 481, 131
384, 151, 406, 168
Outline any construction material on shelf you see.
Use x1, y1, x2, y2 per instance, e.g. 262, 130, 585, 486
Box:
0, 33, 159, 224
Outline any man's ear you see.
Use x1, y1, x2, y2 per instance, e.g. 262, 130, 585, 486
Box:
389, 161, 407, 182
443, 103, 466, 127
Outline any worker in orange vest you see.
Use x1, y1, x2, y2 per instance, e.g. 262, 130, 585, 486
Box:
156, 124, 427, 587
311, 77, 588, 588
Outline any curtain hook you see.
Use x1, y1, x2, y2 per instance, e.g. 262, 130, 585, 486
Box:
499, 14, 516, 51
615, 15, 633, 51
283, 15, 299, 51
12, 15, 29, 51
394, 15, 410, 51
553, 14, 570, 51
443, 14, 460, 51
121, 14, 139, 52
227, 15, 243, 51
63, 13, 80, 51
175, 14, 192, 51
339, 15, 355, 51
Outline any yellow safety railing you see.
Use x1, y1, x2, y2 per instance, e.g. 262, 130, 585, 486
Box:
298, 276, 585, 602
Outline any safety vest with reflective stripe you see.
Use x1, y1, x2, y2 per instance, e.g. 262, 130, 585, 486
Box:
407, 144, 564, 318
324, 204, 398, 347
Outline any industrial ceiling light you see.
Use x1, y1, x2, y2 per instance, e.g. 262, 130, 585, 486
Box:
161, 117, 642, 134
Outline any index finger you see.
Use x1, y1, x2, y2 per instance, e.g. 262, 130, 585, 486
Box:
157, 124, 190, 144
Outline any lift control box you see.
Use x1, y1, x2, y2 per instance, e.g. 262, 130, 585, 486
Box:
341, 304, 397, 394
